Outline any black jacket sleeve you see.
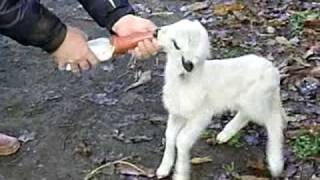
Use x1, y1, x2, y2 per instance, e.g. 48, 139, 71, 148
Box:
0, 0, 66, 53
77, 0, 134, 32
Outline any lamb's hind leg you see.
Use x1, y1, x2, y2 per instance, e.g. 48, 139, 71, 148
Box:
217, 112, 249, 143
266, 112, 284, 177
157, 114, 186, 179
174, 113, 212, 180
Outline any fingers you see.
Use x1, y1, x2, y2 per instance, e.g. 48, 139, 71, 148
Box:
87, 50, 99, 68
68, 58, 96, 73
70, 62, 80, 73
78, 60, 90, 71
57, 59, 67, 71
52, 26, 97, 74
152, 38, 161, 52
134, 47, 143, 59
143, 39, 158, 55
55, 48, 99, 73
133, 38, 160, 60
137, 41, 149, 59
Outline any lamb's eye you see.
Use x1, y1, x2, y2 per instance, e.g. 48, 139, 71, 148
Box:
172, 40, 180, 50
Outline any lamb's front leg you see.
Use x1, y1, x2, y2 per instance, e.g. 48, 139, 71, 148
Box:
217, 112, 249, 143
174, 114, 211, 180
157, 114, 186, 179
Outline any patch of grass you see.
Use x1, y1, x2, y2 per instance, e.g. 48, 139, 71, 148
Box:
201, 129, 245, 148
223, 162, 235, 174
227, 130, 245, 148
219, 46, 245, 59
201, 129, 217, 139
217, 46, 255, 59
289, 10, 320, 35
291, 132, 320, 159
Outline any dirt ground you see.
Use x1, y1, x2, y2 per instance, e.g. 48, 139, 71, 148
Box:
0, 0, 319, 180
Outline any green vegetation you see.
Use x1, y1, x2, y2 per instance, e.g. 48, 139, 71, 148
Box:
291, 132, 320, 158
227, 130, 244, 148
289, 10, 320, 35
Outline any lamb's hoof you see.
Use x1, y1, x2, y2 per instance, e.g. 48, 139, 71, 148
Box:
269, 158, 284, 177
156, 166, 171, 179
173, 174, 190, 180
216, 131, 231, 144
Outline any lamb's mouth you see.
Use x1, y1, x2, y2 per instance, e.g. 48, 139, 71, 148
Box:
181, 56, 194, 72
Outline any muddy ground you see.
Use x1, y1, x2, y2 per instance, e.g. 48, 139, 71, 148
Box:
0, 0, 319, 180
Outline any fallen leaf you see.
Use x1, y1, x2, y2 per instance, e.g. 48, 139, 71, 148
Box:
74, 141, 92, 157
86, 93, 118, 105
304, 19, 320, 31
112, 130, 153, 144
128, 135, 153, 143
299, 162, 316, 180
233, 11, 249, 23
246, 157, 269, 177
286, 164, 298, 178
288, 66, 320, 86
84, 157, 129, 180
115, 160, 155, 178
44, 90, 62, 101
310, 66, 320, 77
275, 36, 290, 45
240, 175, 268, 180
304, 124, 320, 136
148, 115, 166, 125
187, 2, 209, 12
126, 70, 152, 91
191, 156, 213, 165
18, 131, 36, 143
304, 44, 320, 61
214, 3, 245, 16
246, 158, 266, 171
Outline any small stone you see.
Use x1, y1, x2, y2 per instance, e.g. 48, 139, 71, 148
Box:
88, 93, 118, 105
266, 39, 276, 46
267, 26, 275, 34
296, 77, 319, 96
120, 92, 143, 105
276, 36, 290, 45
286, 164, 298, 177
101, 64, 114, 72
289, 37, 300, 45
266, 53, 275, 61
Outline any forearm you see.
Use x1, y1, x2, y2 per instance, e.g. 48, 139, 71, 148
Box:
0, 0, 66, 53
77, 0, 134, 31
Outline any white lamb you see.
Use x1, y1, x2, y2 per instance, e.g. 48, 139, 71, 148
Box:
155, 19, 285, 180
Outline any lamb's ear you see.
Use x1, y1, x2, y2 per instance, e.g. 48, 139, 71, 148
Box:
181, 56, 194, 72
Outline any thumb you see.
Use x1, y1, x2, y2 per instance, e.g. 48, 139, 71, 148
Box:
146, 24, 157, 32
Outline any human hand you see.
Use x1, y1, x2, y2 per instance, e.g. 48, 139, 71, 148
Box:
52, 26, 98, 73
112, 15, 160, 59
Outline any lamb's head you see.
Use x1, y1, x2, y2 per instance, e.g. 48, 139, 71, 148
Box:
157, 19, 210, 73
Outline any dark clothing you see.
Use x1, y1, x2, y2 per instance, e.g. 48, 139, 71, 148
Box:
0, 0, 134, 53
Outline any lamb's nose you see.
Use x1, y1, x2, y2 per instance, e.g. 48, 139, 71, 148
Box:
154, 28, 160, 38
